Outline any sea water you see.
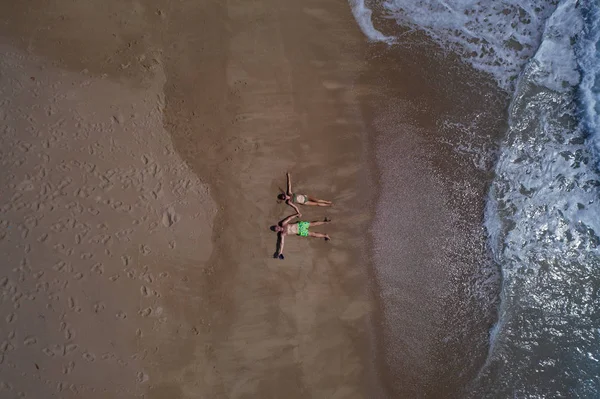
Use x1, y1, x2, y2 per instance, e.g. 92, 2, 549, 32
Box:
350, 0, 600, 396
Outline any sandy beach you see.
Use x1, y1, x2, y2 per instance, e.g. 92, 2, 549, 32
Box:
1, 0, 376, 398
0, 0, 512, 398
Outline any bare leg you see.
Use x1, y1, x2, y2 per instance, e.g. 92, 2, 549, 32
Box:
307, 196, 332, 206
309, 218, 331, 226
303, 201, 320, 206
304, 200, 332, 207
308, 231, 330, 240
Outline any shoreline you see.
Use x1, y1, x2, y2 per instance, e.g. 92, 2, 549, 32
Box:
359, 33, 509, 397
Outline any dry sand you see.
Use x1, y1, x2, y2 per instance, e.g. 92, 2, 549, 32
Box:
0, 1, 377, 398
0, 44, 216, 397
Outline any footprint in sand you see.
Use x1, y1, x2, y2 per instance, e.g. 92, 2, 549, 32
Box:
136, 371, 149, 383
6, 313, 16, 323
65, 344, 78, 355
140, 285, 150, 297
62, 361, 75, 374
161, 207, 178, 227
139, 307, 152, 317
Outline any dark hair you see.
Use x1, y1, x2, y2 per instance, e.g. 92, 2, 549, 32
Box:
277, 193, 287, 201
270, 225, 278, 232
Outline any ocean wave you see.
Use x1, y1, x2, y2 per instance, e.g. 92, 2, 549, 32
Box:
349, 0, 559, 90
349, 0, 600, 396
348, 0, 394, 44
467, 0, 599, 395
478, 3, 600, 394
577, 0, 600, 161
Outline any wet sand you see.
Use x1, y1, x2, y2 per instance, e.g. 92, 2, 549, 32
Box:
359, 25, 509, 397
159, 1, 376, 397
0, 0, 511, 398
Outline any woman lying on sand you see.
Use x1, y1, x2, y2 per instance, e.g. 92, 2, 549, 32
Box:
278, 172, 332, 207
271, 203, 331, 260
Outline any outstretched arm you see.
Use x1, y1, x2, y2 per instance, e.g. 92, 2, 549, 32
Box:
286, 172, 292, 195
275, 234, 285, 259
286, 201, 300, 214
281, 208, 301, 226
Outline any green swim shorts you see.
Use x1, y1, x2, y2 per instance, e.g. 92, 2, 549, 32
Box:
297, 221, 310, 237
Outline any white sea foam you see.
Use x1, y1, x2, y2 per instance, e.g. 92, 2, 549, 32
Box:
530, 0, 582, 92
476, 1, 600, 395
577, 2, 600, 158
350, 0, 559, 89
348, 0, 394, 44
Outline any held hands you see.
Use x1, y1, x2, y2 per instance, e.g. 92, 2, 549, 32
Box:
289, 201, 301, 216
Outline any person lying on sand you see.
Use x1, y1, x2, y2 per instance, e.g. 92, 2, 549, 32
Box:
271, 202, 331, 260
278, 172, 332, 207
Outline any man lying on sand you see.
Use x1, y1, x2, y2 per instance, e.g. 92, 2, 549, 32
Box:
271, 203, 331, 260
278, 172, 332, 207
